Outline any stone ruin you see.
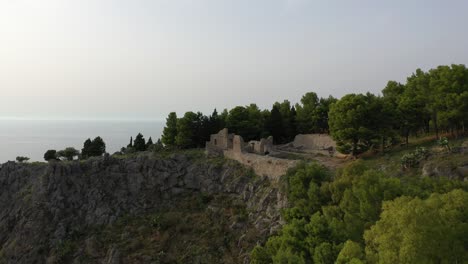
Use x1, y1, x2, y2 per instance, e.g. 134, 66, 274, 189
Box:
205, 128, 234, 155
205, 129, 297, 181
277, 134, 339, 156
206, 128, 273, 156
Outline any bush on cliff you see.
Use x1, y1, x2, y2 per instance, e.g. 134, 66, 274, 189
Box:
44, 150, 58, 161
251, 161, 468, 263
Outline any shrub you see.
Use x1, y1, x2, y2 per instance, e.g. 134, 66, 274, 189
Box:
401, 147, 429, 169
438, 137, 451, 151
16, 156, 30, 163
44, 150, 58, 161
57, 147, 80, 161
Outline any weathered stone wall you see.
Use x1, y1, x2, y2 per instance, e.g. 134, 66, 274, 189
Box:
206, 128, 234, 155
248, 136, 274, 155
293, 134, 337, 150
233, 135, 245, 153
224, 150, 298, 182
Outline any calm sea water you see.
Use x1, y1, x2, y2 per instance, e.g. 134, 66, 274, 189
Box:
0, 119, 164, 163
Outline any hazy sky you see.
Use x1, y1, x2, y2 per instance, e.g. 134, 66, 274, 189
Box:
1, 0, 467, 120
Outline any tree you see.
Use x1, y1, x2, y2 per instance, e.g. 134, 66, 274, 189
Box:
316, 96, 338, 134
16, 156, 30, 163
328, 93, 383, 155
336, 240, 364, 264
295, 92, 320, 134
383, 80, 428, 145
149, 138, 164, 152
127, 136, 133, 148
90, 136, 106, 156
57, 147, 80, 161
226, 104, 264, 141
405, 69, 435, 136
82, 137, 106, 159
162, 112, 178, 146
81, 138, 93, 158
133, 133, 147, 151
209, 108, 223, 134
175, 112, 200, 148
146, 137, 154, 149
266, 104, 284, 144
44, 150, 57, 161
194, 112, 210, 147
364, 190, 468, 264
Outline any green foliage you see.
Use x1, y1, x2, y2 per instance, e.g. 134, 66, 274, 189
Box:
329, 93, 384, 155
44, 149, 57, 161
15, 156, 30, 163
226, 104, 264, 141
146, 137, 154, 149
81, 136, 106, 159
266, 105, 284, 144
149, 138, 164, 152
161, 112, 178, 146
336, 240, 364, 264
400, 147, 429, 169
295, 92, 337, 134
133, 133, 147, 151
251, 160, 468, 263
437, 136, 451, 151
57, 147, 80, 161
364, 190, 468, 264
175, 111, 201, 148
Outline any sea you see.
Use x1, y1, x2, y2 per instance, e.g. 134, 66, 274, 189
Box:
0, 119, 164, 163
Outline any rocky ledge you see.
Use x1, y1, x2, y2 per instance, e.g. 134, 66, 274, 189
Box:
0, 153, 287, 263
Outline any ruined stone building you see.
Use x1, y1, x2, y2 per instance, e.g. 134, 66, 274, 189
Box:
205, 129, 341, 181
205, 129, 297, 181
206, 128, 274, 156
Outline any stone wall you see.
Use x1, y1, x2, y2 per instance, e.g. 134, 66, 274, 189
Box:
248, 136, 274, 155
206, 128, 234, 155
233, 135, 245, 153
293, 134, 337, 150
224, 150, 298, 182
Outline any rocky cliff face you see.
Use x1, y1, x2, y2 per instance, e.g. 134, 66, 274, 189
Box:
0, 153, 287, 264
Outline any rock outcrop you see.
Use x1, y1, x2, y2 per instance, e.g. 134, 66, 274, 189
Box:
0, 153, 287, 263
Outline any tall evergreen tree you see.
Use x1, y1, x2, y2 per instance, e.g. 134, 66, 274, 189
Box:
89, 136, 106, 157
146, 137, 154, 149
175, 112, 199, 148
162, 112, 178, 146
133, 133, 147, 151
267, 105, 284, 144
82, 138, 93, 159
295, 92, 320, 134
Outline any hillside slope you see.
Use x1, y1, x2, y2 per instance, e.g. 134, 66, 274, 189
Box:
0, 153, 287, 264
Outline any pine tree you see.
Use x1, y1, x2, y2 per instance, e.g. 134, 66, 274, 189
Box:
267, 105, 284, 144
82, 138, 92, 159
146, 137, 154, 149
133, 133, 146, 151
162, 112, 178, 146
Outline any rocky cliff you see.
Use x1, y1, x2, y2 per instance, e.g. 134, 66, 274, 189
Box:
0, 152, 287, 264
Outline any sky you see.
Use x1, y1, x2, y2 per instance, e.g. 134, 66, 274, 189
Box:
0, 0, 467, 120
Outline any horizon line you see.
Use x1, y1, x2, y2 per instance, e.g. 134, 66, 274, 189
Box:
0, 117, 165, 122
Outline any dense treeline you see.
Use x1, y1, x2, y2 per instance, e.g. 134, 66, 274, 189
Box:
251, 162, 468, 263
330, 64, 468, 155
161, 94, 337, 148
161, 64, 468, 154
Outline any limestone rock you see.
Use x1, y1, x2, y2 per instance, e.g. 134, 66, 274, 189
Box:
0, 153, 287, 263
